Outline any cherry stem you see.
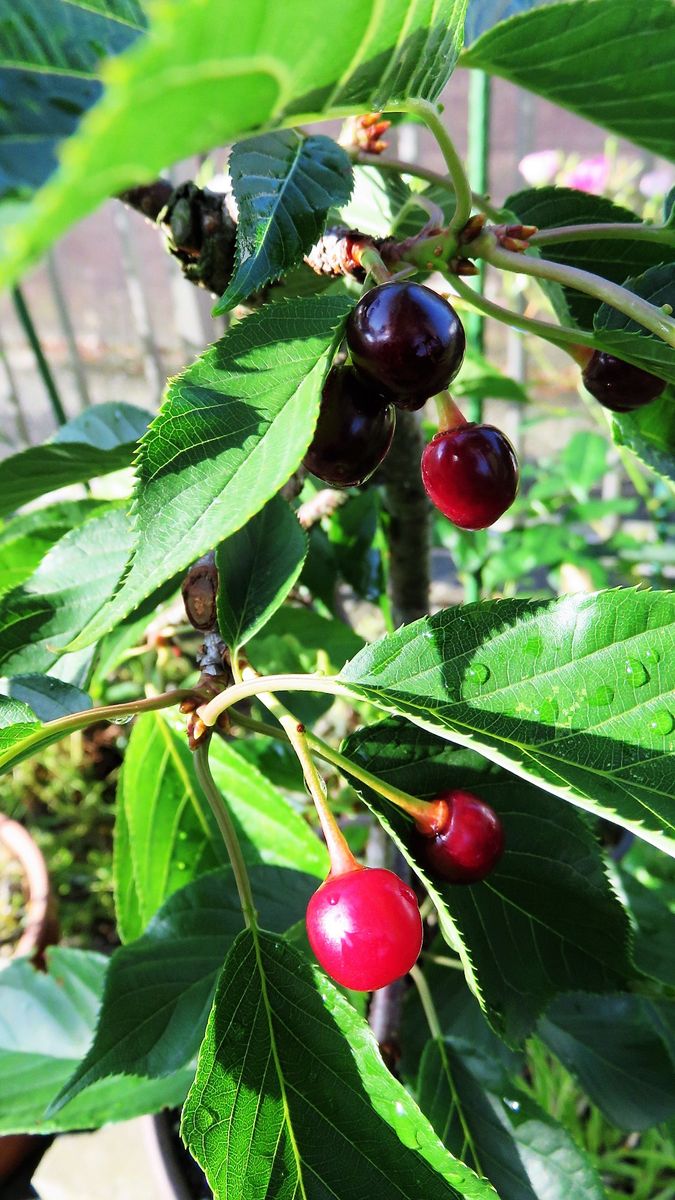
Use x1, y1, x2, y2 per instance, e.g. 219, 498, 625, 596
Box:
197, 673, 354, 728
228, 709, 448, 835
434, 391, 467, 433
475, 234, 675, 348
530, 222, 675, 249
386, 99, 474, 237
194, 744, 257, 928
0, 687, 203, 774
239, 669, 358, 878
353, 151, 503, 222
356, 244, 392, 285
449, 273, 598, 351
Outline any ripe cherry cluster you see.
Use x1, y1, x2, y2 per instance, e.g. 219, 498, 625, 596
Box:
582, 351, 667, 414
306, 787, 504, 992
304, 282, 520, 531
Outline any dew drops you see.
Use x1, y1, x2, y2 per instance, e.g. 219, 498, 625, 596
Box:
533, 698, 559, 723
467, 662, 490, 684
176, 861, 187, 871
589, 685, 614, 707
112, 714, 133, 725
524, 635, 543, 658
178, 830, 188, 842
503, 1097, 521, 1113
194, 1105, 216, 1133
644, 647, 661, 665
624, 658, 649, 687
649, 711, 674, 736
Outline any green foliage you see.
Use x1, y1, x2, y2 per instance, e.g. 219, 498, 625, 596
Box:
217, 131, 353, 312
0, 0, 469, 285
594, 263, 675, 382
67, 296, 353, 649
0, 0, 145, 200
0, 947, 192, 1134
182, 929, 496, 1200
215, 496, 307, 651
342, 719, 633, 1040
611, 386, 675, 490
462, 0, 675, 160
0, 402, 150, 518
340, 592, 675, 854
53, 865, 318, 1110
506, 187, 673, 329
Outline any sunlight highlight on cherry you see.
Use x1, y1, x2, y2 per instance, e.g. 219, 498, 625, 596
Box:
306, 866, 423, 990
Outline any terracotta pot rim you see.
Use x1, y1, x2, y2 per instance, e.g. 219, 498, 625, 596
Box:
0, 813, 56, 962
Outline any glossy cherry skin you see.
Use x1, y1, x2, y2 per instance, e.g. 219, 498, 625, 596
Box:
582, 351, 666, 412
303, 365, 395, 487
421, 790, 505, 884
346, 282, 465, 404
422, 423, 519, 530
306, 866, 423, 991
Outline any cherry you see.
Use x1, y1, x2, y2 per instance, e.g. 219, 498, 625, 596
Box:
346, 281, 465, 405
303, 365, 395, 487
306, 866, 423, 991
420, 790, 505, 884
421, 423, 518, 530
582, 351, 666, 412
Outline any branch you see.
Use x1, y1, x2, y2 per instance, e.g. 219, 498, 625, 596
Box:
380, 410, 431, 626
530, 222, 675, 249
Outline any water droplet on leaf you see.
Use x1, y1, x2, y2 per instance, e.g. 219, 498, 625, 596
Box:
624, 658, 649, 686
589, 685, 614, 707
533, 698, 558, 723
524, 635, 543, 657
467, 662, 490, 684
649, 711, 674, 736
645, 647, 661, 665
194, 1106, 216, 1133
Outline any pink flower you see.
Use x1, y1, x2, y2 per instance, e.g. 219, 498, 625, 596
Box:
518, 150, 562, 187
563, 155, 610, 194
639, 167, 674, 199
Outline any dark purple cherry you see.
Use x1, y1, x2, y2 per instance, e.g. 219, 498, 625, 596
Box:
420, 790, 505, 884
346, 282, 465, 404
421, 423, 519, 530
303, 365, 395, 487
582, 352, 666, 413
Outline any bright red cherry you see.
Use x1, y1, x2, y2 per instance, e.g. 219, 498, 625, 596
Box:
303, 365, 395, 487
346, 281, 465, 405
421, 423, 518, 529
306, 866, 423, 991
421, 790, 505, 884
582, 351, 666, 412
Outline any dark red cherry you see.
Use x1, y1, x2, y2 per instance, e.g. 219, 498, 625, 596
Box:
303, 365, 395, 487
421, 423, 518, 529
306, 866, 423, 991
346, 282, 465, 404
582, 351, 666, 412
421, 790, 505, 884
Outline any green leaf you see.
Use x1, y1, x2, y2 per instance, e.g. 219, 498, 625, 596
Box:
215, 495, 307, 651
464, 1, 555, 45
611, 385, 675, 491
53, 864, 317, 1110
620, 870, 675, 987
182, 929, 496, 1200
342, 719, 632, 1041
0, 0, 468, 286
216, 131, 353, 313
0, 946, 192, 1135
506, 186, 673, 329
67, 296, 352, 649
115, 711, 325, 940
0, 0, 146, 200
540, 992, 675, 1130
453, 348, 529, 405
593, 263, 675, 383
0, 694, 41, 759
401, 953, 523, 1087
339, 591, 675, 856
336, 163, 412, 237
6, 674, 91, 721
0, 507, 133, 676
0, 499, 111, 598
462, 0, 675, 160
0, 402, 150, 518
417, 1039, 606, 1200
